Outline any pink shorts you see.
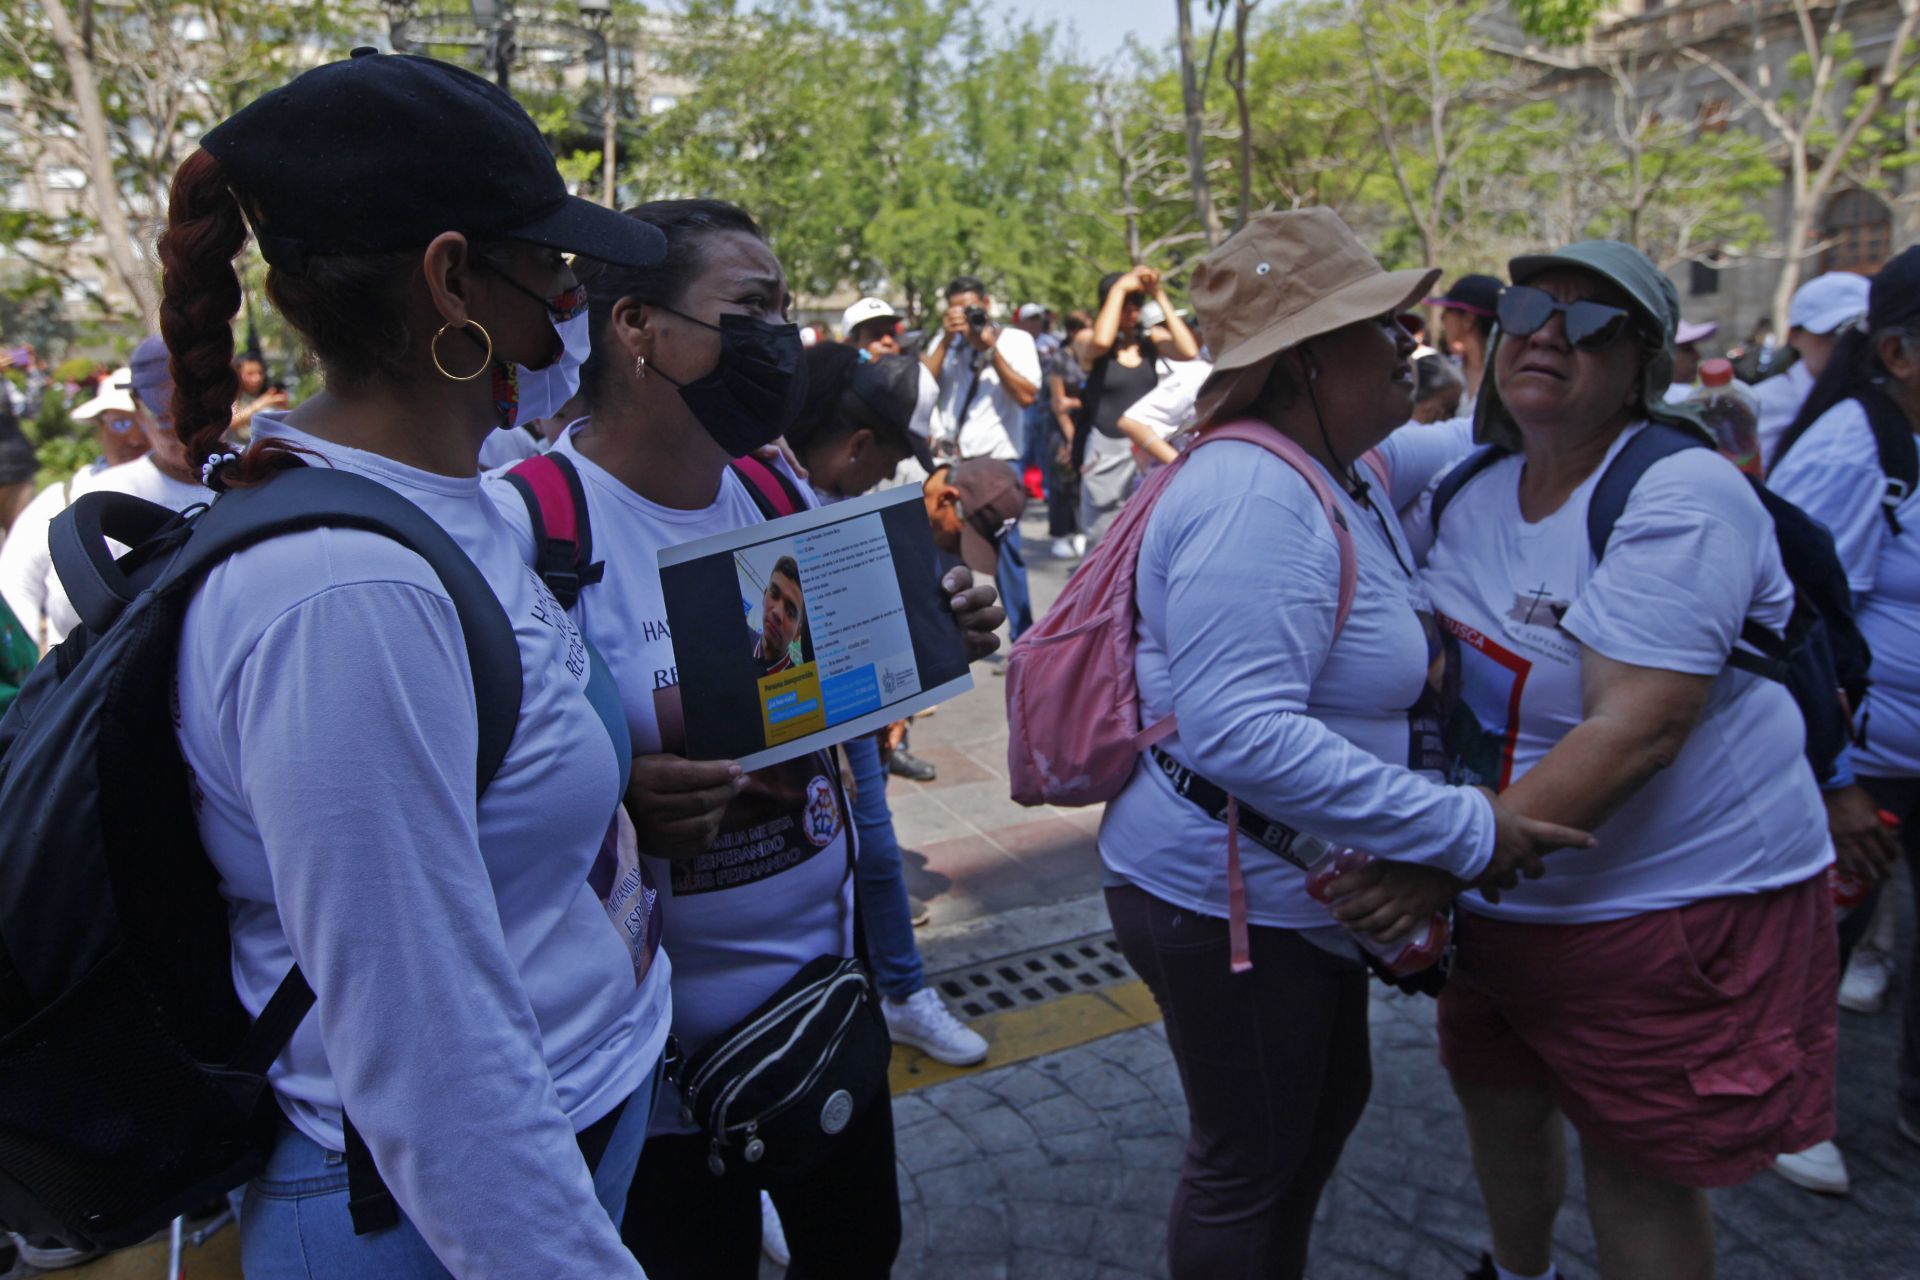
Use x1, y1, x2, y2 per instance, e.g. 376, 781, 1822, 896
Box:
1438, 873, 1839, 1188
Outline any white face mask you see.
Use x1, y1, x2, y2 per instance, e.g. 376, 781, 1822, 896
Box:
512, 286, 590, 426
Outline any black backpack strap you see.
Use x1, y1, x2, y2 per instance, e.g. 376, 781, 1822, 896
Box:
1428, 445, 1507, 539
503, 453, 604, 610
728, 455, 807, 521
48, 492, 201, 635
1856, 388, 1918, 536
163, 468, 521, 793
1587, 425, 1796, 680
1585, 423, 1706, 560
222, 970, 394, 1237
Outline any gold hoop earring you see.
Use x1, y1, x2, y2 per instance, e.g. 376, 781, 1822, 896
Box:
634, 354, 647, 381
431, 321, 493, 382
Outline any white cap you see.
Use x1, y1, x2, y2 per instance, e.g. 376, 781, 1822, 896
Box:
1140, 300, 1167, 329
1016, 302, 1047, 321
841, 297, 899, 334
70, 368, 136, 421
1789, 272, 1870, 335
1674, 319, 1717, 346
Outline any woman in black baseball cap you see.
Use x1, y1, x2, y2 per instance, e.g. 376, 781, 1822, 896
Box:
785, 344, 937, 500
158, 51, 669, 1280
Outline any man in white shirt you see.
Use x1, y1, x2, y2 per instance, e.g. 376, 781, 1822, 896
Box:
1755, 270, 1871, 464
1, 337, 211, 649
921, 275, 1042, 637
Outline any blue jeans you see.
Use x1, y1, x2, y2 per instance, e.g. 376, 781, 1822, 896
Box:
1022, 404, 1052, 491
994, 458, 1034, 640
238, 1058, 662, 1277
845, 733, 925, 999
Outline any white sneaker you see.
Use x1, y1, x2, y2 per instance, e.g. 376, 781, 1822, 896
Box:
1839, 949, 1893, 1015
1772, 1140, 1850, 1195
8, 1232, 99, 1270
760, 1190, 790, 1267
1071, 533, 1087, 555
1050, 536, 1078, 559
884, 986, 989, 1065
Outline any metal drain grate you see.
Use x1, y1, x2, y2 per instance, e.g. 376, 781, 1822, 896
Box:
932, 931, 1135, 1019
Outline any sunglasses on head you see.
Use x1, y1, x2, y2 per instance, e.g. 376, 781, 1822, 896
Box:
1497, 285, 1638, 351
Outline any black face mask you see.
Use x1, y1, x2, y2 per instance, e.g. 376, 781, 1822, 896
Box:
650, 306, 807, 456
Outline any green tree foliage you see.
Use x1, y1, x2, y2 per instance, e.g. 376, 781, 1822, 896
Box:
3, 0, 1917, 352
621, 0, 1128, 319
1, 0, 377, 337
1507, 0, 1604, 47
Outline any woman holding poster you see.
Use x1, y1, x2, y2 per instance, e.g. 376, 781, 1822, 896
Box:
485, 199, 1001, 1280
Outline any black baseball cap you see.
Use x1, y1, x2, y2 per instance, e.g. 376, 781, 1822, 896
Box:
1426, 273, 1504, 318
201, 49, 665, 273
1868, 245, 1920, 331
845, 356, 936, 470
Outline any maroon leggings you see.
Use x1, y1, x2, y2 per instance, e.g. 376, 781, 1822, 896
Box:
1107, 884, 1372, 1280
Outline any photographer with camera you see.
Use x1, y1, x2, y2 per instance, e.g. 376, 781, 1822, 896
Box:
922, 275, 1042, 638
230, 348, 292, 438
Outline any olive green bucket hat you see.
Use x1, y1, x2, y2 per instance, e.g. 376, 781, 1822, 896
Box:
1473, 240, 1707, 450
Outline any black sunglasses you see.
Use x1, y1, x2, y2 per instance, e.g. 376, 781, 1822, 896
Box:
1497, 285, 1637, 351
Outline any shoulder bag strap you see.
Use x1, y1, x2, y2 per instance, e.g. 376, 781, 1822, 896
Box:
1856, 387, 1918, 536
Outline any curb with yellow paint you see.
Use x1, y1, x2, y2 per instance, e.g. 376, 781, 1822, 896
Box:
888, 978, 1162, 1094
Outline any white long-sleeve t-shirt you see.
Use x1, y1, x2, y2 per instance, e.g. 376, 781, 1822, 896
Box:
1769, 398, 1920, 777
1098, 420, 1494, 928
175, 420, 659, 1278
0, 480, 67, 646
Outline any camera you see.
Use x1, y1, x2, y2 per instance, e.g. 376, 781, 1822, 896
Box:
964, 306, 988, 333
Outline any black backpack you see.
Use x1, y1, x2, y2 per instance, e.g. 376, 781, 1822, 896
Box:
0, 465, 519, 1252
1430, 424, 1868, 787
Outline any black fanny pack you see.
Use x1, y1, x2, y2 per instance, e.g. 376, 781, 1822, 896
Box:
672, 951, 890, 1179
668, 754, 892, 1178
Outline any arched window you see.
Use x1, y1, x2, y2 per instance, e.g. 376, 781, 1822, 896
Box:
1821, 189, 1892, 275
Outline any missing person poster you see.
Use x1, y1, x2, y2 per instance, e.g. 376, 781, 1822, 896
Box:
658, 485, 975, 770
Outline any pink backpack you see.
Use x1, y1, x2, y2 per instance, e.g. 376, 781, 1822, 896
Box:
1004, 419, 1384, 969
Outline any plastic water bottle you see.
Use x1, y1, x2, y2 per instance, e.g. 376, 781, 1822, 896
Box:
1299, 838, 1450, 976
1829, 808, 1901, 918
1692, 358, 1762, 477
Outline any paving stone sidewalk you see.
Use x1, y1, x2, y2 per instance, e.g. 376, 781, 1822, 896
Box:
847, 505, 1920, 1279
871, 981, 1920, 1280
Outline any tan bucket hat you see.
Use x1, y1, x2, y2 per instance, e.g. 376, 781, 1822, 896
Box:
1191, 208, 1439, 425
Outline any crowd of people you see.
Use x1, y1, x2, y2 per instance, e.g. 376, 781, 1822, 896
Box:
0, 44, 1913, 1280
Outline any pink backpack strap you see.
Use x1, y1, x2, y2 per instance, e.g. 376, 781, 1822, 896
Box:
1225, 797, 1252, 973
728, 454, 804, 519
1182, 422, 1368, 974
504, 453, 601, 610
1360, 448, 1390, 497
1197, 422, 1359, 635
